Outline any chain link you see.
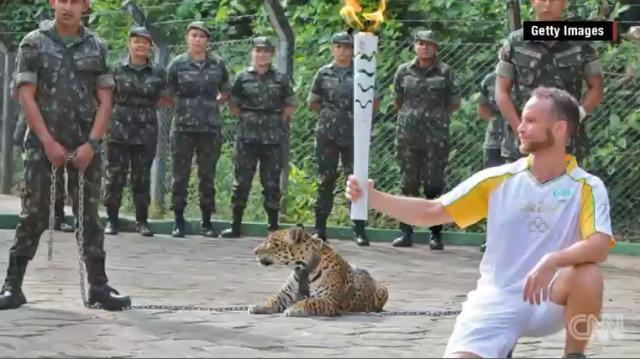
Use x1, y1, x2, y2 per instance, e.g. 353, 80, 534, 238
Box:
47, 164, 56, 261
77, 170, 89, 308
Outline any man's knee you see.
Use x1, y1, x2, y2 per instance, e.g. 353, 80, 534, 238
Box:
568, 264, 603, 291
553, 264, 603, 305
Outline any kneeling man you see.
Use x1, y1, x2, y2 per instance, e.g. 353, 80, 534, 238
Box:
346, 86, 614, 358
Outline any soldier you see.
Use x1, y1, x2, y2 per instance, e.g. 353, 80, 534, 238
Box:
219, 36, 296, 238
0, 0, 130, 310
166, 21, 230, 238
307, 31, 377, 247
12, 78, 73, 233
478, 72, 505, 168
391, 30, 460, 249
477, 71, 505, 254
103, 26, 171, 237
495, 0, 604, 164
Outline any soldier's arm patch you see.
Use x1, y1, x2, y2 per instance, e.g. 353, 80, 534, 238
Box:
95, 38, 115, 89
14, 32, 40, 88
495, 60, 514, 79
583, 59, 604, 78
307, 69, 323, 104
307, 92, 322, 104
97, 74, 115, 89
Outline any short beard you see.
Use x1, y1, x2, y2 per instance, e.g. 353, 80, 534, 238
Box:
520, 128, 556, 154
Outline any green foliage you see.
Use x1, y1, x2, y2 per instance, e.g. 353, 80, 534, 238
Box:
4, 0, 640, 239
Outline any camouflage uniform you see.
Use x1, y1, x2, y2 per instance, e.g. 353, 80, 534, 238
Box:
103, 27, 168, 236
221, 36, 295, 237
11, 81, 72, 232
496, 29, 603, 162
166, 21, 230, 237
307, 32, 369, 245
1, 20, 130, 310
478, 72, 508, 167
392, 30, 460, 248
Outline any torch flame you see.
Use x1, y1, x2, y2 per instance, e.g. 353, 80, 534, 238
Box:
339, 0, 386, 33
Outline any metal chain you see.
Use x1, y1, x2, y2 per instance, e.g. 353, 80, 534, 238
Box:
47, 164, 56, 261
119, 305, 460, 317
54, 153, 460, 317
76, 170, 89, 308
128, 304, 250, 312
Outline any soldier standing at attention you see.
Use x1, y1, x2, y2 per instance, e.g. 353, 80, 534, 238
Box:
495, 0, 604, 164
478, 72, 506, 168
103, 26, 171, 237
307, 31, 376, 247
0, 0, 131, 310
219, 37, 296, 238
166, 21, 231, 238
391, 30, 460, 250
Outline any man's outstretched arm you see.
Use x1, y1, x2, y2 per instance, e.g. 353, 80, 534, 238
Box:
346, 176, 453, 228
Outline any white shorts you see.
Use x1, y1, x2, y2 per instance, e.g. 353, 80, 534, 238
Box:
443, 288, 565, 358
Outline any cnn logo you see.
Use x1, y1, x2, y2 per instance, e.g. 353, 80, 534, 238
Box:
568, 314, 625, 341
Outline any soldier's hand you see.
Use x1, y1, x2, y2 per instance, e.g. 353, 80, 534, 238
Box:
71, 143, 95, 172
345, 175, 374, 202
43, 140, 69, 168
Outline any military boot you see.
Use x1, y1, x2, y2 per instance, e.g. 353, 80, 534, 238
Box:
392, 223, 413, 247
54, 201, 74, 232
85, 258, 131, 311
0, 256, 29, 310
314, 214, 328, 242
353, 220, 369, 246
220, 208, 242, 238
428, 226, 444, 251
201, 209, 216, 238
104, 207, 119, 235
267, 209, 279, 232
136, 206, 153, 237
172, 209, 186, 238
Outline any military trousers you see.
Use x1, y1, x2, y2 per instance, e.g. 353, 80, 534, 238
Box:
170, 131, 222, 213
103, 141, 156, 220
396, 141, 449, 235
484, 148, 505, 168
230, 140, 283, 213
314, 135, 353, 219
10, 146, 106, 260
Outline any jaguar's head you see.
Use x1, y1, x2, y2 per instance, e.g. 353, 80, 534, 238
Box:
253, 225, 323, 270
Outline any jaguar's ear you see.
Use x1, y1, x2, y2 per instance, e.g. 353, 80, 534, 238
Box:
287, 226, 305, 244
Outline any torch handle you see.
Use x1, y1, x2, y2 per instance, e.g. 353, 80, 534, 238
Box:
351, 33, 378, 221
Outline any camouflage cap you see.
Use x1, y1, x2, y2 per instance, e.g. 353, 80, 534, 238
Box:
331, 31, 353, 45
414, 30, 439, 45
128, 26, 152, 41
187, 21, 210, 37
252, 36, 275, 49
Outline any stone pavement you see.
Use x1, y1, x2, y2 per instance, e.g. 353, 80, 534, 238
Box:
0, 229, 638, 358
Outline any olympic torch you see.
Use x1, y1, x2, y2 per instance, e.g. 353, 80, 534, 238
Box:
340, 0, 386, 221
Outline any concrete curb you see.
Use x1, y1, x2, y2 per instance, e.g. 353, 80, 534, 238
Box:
1, 213, 638, 256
